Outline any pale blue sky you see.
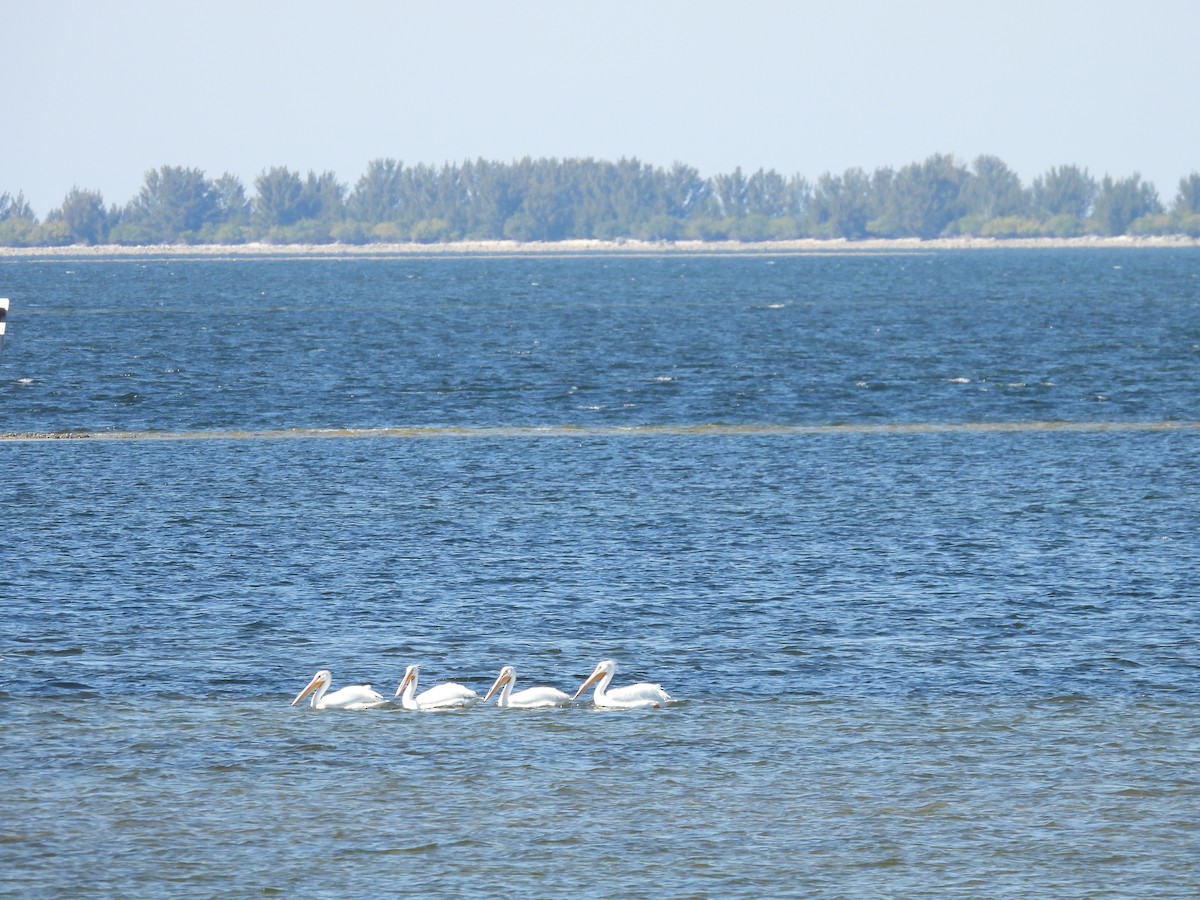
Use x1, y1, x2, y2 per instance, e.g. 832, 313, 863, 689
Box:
6, 0, 1199, 216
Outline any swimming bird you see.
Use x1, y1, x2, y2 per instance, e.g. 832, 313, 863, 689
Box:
394, 664, 479, 710
483, 665, 571, 709
572, 659, 673, 709
291, 669, 386, 710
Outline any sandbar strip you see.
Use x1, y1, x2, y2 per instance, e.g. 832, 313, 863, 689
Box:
2, 236, 1199, 260
3, 421, 1197, 442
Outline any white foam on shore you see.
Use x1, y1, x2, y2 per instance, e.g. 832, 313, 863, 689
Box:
2, 235, 1198, 259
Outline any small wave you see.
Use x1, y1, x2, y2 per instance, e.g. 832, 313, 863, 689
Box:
350, 843, 440, 856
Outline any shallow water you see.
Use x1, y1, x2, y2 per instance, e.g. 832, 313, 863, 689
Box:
2, 250, 1199, 897
9, 693, 1198, 898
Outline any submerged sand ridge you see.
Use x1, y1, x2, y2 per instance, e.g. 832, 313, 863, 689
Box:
4, 421, 1199, 442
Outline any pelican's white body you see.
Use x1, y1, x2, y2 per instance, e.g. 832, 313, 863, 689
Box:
484, 665, 571, 708
395, 664, 479, 710
573, 659, 672, 709
291, 670, 386, 710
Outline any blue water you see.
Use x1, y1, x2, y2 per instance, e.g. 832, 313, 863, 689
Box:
2, 249, 1199, 897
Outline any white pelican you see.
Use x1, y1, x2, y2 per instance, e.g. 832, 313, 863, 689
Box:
394, 664, 479, 710
291, 669, 386, 710
483, 665, 571, 709
572, 659, 673, 709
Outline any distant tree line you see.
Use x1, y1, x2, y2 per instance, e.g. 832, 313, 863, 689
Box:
3, 154, 1200, 247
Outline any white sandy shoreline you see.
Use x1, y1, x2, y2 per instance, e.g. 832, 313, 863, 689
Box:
2, 235, 1199, 258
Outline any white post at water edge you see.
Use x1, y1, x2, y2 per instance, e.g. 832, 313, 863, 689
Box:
0, 298, 8, 359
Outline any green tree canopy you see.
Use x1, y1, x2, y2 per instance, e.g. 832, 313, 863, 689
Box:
58, 187, 109, 244
1090, 174, 1163, 235
662, 162, 709, 220
886, 154, 969, 239
1031, 165, 1096, 219
5, 153, 1200, 247
254, 166, 305, 228
457, 158, 520, 238
812, 168, 873, 239
1, 191, 35, 222
1172, 172, 1200, 216
125, 165, 218, 240
212, 174, 250, 225
348, 158, 404, 224
963, 155, 1026, 219
301, 171, 345, 223
504, 157, 574, 241
744, 168, 804, 219
712, 167, 749, 219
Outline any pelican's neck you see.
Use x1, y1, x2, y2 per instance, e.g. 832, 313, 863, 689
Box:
592, 666, 615, 702
309, 680, 328, 709
399, 670, 419, 710
495, 678, 513, 707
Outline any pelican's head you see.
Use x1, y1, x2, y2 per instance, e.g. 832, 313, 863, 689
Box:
291, 669, 332, 706
395, 664, 420, 698
483, 665, 515, 702
572, 659, 615, 700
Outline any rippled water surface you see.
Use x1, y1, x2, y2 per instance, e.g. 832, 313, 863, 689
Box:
2, 250, 1199, 897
